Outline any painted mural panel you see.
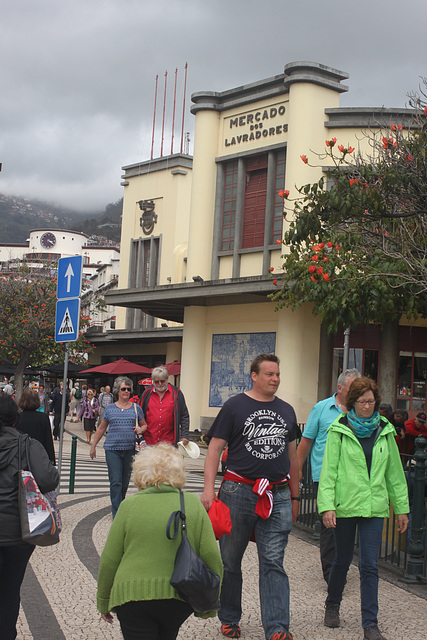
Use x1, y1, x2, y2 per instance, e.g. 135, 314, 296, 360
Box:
209, 332, 276, 407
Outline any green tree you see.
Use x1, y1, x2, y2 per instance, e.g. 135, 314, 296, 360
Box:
0, 263, 94, 399
272, 82, 427, 334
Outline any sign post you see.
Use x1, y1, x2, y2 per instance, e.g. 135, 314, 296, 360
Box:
55, 256, 83, 492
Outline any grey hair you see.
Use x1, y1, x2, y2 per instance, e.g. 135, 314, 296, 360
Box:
337, 368, 361, 388
151, 366, 168, 381
112, 376, 133, 396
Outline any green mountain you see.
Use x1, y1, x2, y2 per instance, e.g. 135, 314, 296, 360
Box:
0, 194, 123, 244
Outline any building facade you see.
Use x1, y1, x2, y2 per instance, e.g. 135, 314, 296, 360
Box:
105, 61, 426, 428
0, 228, 121, 338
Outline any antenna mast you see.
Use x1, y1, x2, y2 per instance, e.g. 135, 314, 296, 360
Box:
151, 74, 159, 160
180, 63, 188, 154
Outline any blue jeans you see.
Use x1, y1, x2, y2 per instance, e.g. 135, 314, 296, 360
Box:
218, 481, 293, 639
0, 544, 34, 640
105, 449, 134, 517
326, 517, 384, 629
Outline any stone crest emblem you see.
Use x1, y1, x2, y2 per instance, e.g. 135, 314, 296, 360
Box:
138, 199, 157, 235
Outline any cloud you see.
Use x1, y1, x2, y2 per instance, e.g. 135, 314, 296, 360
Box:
0, 0, 426, 210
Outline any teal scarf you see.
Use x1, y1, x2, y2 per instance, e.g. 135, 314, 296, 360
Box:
347, 408, 381, 438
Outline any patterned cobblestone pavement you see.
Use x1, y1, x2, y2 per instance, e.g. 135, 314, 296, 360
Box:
17, 423, 427, 640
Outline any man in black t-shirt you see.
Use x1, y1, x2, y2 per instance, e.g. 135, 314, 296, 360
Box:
201, 354, 299, 640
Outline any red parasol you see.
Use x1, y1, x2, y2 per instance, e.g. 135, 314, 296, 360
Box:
79, 358, 152, 375
138, 362, 181, 385
163, 361, 181, 376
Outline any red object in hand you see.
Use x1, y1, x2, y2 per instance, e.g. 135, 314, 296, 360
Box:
208, 499, 232, 539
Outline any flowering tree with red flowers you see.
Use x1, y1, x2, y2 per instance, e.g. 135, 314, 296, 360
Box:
272, 81, 427, 334
0, 263, 94, 400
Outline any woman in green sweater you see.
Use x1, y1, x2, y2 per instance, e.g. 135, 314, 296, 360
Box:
97, 442, 223, 640
318, 377, 409, 640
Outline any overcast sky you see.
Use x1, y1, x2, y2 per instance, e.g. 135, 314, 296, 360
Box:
1, 0, 426, 212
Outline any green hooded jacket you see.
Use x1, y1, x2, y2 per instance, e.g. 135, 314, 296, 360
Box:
317, 415, 409, 518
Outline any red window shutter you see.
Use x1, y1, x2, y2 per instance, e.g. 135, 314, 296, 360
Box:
242, 167, 268, 248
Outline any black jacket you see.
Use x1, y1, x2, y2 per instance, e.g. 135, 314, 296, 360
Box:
49, 388, 70, 414
18, 410, 56, 465
0, 427, 59, 546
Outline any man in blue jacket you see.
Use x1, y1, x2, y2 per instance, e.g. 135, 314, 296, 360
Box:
297, 368, 360, 582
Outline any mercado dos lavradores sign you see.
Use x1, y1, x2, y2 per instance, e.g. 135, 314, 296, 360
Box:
223, 102, 287, 148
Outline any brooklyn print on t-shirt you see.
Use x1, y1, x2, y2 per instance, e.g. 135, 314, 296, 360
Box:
208, 393, 299, 481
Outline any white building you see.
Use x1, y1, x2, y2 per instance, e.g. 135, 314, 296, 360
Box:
0, 228, 120, 333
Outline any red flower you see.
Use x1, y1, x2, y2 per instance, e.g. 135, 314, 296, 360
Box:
335, 245, 340, 250
310, 276, 317, 283
273, 279, 277, 286
316, 266, 323, 275
300, 154, 308, 164
391, 124, 397, 132
349, 178, 358, 186
326, 241, 333, 248
339, 144, 354, 154
406, 154, 413, 162
276, 239, 282, 245
319, 242, 324, 248
323, 273, 330, 282
308, 265, 316, 273
278, 190, 285, 198
270, 267, 274, 272
313, 243, 322, 251
323, 257, 329, 262
284, 189, 290, 198
311, 255, 319, 261
424, 106, 427, 116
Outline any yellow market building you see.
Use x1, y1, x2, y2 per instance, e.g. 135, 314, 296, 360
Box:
103, 61, 426, 429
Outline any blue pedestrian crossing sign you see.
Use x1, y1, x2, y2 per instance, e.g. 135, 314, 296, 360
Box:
57, 256, 83, 300
55, 299, 81, 343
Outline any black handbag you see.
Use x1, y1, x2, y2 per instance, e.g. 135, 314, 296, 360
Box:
166, 491, 220, 613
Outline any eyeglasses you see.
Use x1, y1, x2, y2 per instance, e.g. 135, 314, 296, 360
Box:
355, 399, 376, 406
120, 387, 131, 392
153, 379, 167, 384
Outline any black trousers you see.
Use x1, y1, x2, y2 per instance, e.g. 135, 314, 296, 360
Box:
115, 599, 193, 640
53, 412, 62, 439
0, 544, 34, 640
314, 481, 336, 583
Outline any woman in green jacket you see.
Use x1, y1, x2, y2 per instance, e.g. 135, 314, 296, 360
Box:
318, 377, 409, 640
97, 442, 223, 640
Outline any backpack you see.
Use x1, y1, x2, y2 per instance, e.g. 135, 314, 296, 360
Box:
75, 388, 82, 399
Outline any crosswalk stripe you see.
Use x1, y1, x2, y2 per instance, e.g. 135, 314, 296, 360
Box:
58, 455, 219, 495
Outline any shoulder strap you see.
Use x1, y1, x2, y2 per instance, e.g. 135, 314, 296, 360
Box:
166, 491, 187, 540
18, 436, 23, 472
17, 435, 31, 473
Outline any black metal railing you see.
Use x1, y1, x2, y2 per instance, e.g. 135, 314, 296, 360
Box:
295, 424, 427, 581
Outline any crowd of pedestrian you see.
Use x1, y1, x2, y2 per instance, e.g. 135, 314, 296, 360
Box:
1, 357, 424, 640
